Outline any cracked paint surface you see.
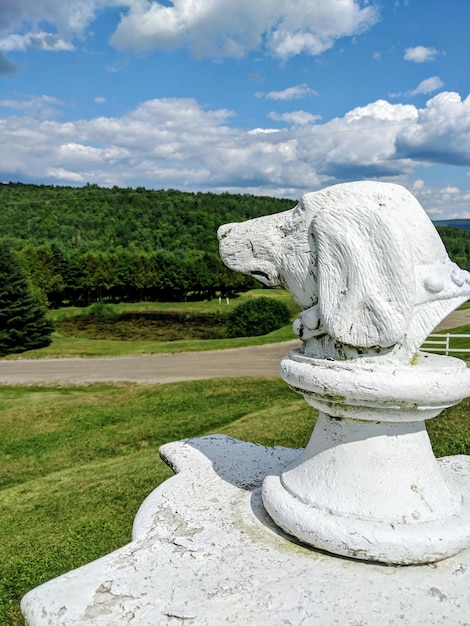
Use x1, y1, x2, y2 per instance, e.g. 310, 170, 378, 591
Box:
21, 436, 470, 625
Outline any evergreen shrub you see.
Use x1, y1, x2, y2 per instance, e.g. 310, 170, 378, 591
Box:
226, 296, 290, 338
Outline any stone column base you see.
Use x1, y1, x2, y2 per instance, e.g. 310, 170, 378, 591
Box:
22, 436, 470, 625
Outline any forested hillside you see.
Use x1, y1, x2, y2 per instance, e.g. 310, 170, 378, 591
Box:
0, 183, 294, 253
0, 182, 295, 306
1, 182, 469, 307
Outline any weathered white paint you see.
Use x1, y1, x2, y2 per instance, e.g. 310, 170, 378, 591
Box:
218, 181, 470, 362
21, 436, 470, 624
218, 181, 470, 564
262, 350, 470, 564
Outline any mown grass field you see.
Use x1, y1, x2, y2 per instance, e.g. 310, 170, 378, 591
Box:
1, 378, 313, 625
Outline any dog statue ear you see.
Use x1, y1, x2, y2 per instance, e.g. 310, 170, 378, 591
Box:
311, 204, 415, 348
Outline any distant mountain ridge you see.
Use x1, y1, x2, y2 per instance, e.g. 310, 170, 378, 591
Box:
434, 219, 470, 232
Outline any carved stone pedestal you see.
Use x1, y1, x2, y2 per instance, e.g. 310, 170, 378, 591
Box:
21, 436, 470, 625
216, 180, 470, 568
263, 350, 470, 564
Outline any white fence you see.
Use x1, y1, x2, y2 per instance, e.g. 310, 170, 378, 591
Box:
421, 333, 470, 356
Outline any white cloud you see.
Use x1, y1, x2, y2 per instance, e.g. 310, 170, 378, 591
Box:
409, 181, 470, 219
47, 167, 85, 182
410, 76, 444, 96
0, 0, 97, 66
425, 206, 444, 217
0, 31, 74, 52
404, 46, 439, 63
0, 0, 98, 38
110, 0, 379, 60
0, 1, 381, 61
258, 84, 318, 101
2, 91, 470, 217
0, 94, 64, 118
248, 128, 280, 135
0, 0, 380, 74
269, 111, 321, 126
412, 179, 424, 191
95, 97, 107, 104
442, 185, 459, 195
395, 92, 470, 166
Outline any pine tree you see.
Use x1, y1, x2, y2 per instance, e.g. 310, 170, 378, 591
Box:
0, 242, 54, 356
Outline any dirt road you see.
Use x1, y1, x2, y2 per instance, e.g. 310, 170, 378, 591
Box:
0, 308, 468, 385
0, 341, 302, 385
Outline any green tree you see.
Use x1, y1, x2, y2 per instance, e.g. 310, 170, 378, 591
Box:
0, 242, 54, 356
18, 243, 65, 307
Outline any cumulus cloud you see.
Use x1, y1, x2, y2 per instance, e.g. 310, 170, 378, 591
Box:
0, 31, 74, 52
268, 111, 321, 126
410, 76, 444, 96
0, 0, 98, 37
395, 92, 470, 166
110, 0, 379, 60
257, 84, 318, 101
0, 0, 379, 62
389, 76, 444, 100
305, 99, 418, 180
409, 181, 470, 219
0, 0, 98, 57
404, 46, 439, 63
2, 91, 470, 216
0, 94, 64, 118
248, 128, 280, 135
47, 167, 85, 182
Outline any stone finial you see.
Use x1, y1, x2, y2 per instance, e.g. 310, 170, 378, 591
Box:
218, 181, 470, 362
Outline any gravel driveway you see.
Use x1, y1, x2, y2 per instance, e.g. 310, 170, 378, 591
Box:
0, 308, 468, 385
0, 341, 302, 385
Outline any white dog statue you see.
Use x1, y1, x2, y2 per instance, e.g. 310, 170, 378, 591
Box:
218, 181, 470, 363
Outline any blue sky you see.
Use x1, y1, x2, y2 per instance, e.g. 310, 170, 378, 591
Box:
1, 0, 470, 219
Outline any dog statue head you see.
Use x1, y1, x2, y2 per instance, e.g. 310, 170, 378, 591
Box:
218, 181, 470, 363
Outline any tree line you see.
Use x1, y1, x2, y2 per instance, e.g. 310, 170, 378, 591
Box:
17, 244, 253, 306
1, 182, 470, 307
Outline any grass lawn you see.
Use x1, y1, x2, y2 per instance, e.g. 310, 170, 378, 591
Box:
1, 378, 470, 625
17, 323, 297, 358
0, 378, 312, 625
